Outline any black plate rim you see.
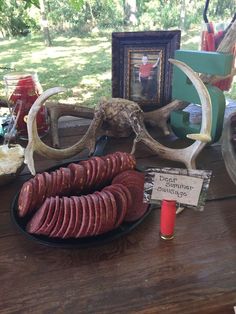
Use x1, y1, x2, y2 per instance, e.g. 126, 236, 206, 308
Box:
11, 160, 153, 249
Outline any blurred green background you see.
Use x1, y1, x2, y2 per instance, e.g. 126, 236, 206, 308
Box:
0, 0, 235, 107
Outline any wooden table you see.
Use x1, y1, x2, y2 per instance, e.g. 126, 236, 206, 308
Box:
1, 120, 236, 314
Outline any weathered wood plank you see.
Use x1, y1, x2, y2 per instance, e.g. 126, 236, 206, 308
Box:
1, 112, 236, 314
1, 200, 236, 314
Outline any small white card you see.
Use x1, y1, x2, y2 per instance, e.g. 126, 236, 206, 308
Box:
143, 167, 212, 211
151, 173, 203, 206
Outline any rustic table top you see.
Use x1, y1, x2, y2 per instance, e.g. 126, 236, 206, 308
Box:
1, 121, 236, 314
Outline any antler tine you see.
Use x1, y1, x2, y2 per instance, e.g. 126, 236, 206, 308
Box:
130, 59, 212, 169
143, 100, 188, 135
45, 102, 95, 148
25, 87, 104, 175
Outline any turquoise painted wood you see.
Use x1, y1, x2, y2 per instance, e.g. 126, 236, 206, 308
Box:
170, 50, 233, 143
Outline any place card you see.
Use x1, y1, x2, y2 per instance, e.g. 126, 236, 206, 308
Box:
144, 167, 212, 211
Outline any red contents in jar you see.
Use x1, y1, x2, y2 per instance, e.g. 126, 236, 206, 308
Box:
9, 74, 48, 138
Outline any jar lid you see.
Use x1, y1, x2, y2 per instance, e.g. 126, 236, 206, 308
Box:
4, 72, 38, 81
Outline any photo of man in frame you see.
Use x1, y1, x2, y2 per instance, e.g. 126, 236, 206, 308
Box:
129, 51, 161, 103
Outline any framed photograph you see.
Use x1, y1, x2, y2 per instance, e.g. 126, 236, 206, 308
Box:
112, 31, 181, 111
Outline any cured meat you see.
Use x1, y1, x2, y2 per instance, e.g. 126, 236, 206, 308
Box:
18, 181, 34, 217
113, 153, 122, 176
55, 169, 63, 195
88, 159, 97, 189
43, 172, 53, 198
112, 170, 148, 221
80, 160, 93, 191
103, 185, 128, 228
112, 170, 144, 186
51, 171, 58, 197
34, 173, 46, 208
109, 154, 118, 178
19, 152, 146, 238
101, 155, 113, 181
85, 194, 96, 237
63, 198, 76, 238
42, 196, 60, 235
76, 196, 90, 238
70, 196, 83, 237
93, 191, 107, 235
60, 167, 72, 195
115, 152, 126, 171
111, 183, 132, 211
123, 185, 148, 222
36, 197, 55, 235
68, 163, 86, 193
26, 198, 50, 233
89, 193, 101, 236
54, 197, 71, 238
93, 157, 106, 188
18, 152, 136, 217
50, 199, 64, 237
100, 190, 117, 233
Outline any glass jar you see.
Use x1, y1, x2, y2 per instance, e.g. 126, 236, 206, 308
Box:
4, 72, 49, 139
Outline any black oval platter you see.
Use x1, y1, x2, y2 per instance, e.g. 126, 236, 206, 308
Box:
11, 157, 153, 249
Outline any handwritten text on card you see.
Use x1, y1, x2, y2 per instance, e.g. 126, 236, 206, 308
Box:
151, 173, 204, 206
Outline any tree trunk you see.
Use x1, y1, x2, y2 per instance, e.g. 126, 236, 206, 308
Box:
39, 0, 52, 47
87, 0, 96, 25
124, 0, 138, 25
179, 0, 186, 30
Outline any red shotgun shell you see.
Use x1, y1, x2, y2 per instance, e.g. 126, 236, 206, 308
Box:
160, 199, 176, 240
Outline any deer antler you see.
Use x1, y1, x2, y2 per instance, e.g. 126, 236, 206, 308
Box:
143, 100, 188, 135
129, 59, 212, 169
25, 87, 104, 175
45, 102, 94, 148
45, 99, 189, 147
25, 59, 212, 175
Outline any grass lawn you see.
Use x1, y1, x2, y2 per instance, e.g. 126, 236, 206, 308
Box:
0, 29, 235, 108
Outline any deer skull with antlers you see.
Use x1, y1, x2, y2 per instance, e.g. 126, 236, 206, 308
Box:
25, 59, 212, 175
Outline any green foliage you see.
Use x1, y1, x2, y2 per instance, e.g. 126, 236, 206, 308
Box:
0, 0, 40, 37
22, 0, 40, 9
140, 1, 180, 29
1, 0, 236, 37
0, 0, 39, 10
136, 0, 235, 31
69, 0, 84, 11
89, 0, 124, 28
138, 0, 205, 30
47, 1, 80, 30
47, 0, 124, 34
206, 0, 236, 20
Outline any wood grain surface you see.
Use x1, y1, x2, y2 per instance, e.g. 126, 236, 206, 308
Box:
1, 121, 236, 314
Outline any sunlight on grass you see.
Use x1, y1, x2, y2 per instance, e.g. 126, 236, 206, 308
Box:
70, 69, 111, 106
181, 27, 201, 50
81, 90, 95, 101
98, 71, 111, 80
0, 31, 235, 107
80, 77, 101, 87
181, 35, 200, 50
0, 38, 18, 46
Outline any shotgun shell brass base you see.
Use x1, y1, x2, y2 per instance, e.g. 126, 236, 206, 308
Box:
160, 233, 174, 240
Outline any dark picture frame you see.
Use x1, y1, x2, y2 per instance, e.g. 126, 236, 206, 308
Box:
112, 31, 181, 111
